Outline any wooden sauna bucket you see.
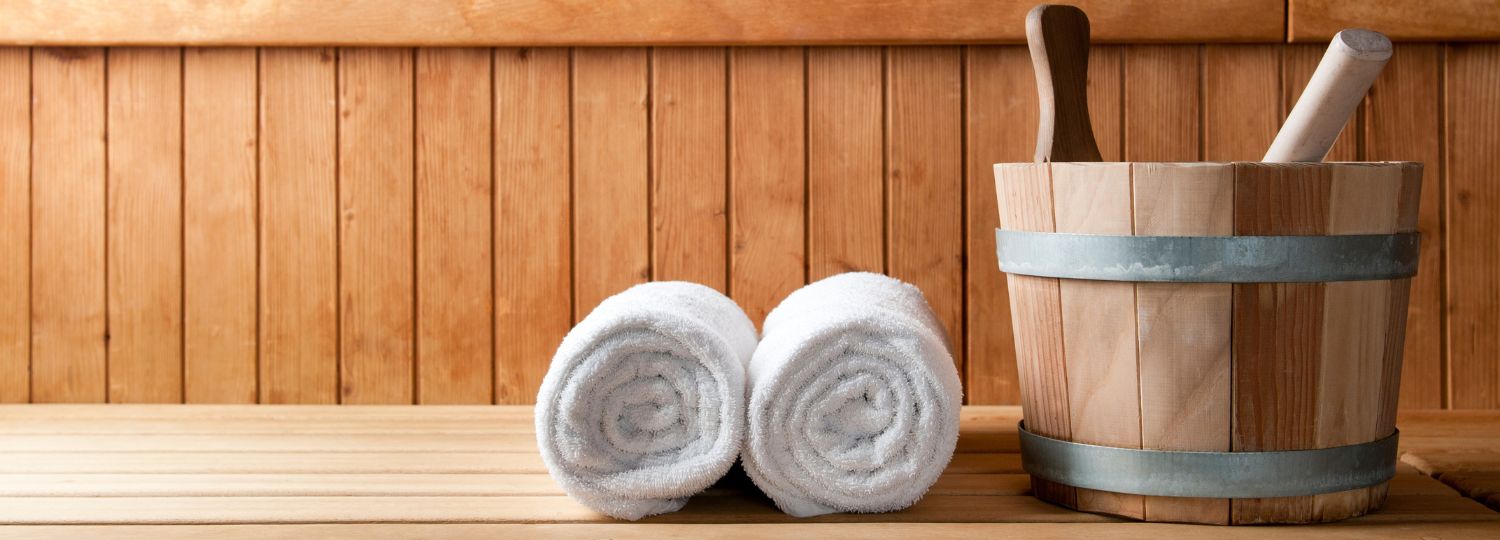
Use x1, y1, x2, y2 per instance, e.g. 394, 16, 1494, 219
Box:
994, 161, 1421, 525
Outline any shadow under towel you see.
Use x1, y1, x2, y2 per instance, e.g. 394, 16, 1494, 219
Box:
535, 282, 757, 520
743, 272, 963, 517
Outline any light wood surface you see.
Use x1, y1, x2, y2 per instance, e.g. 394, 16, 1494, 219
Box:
887, 46, 964, 368
492, 47, 570, 405
105, 47, 183, 404
1447, 43, 1500, 409
415, 47, 494, 405
182, 48, 258, 404
570, 48, 650, 320
1289, 0, 1500, 42
258, 48, 339, 404
0, 404, 1494, 534
30, 47, 107, 403
1132, 163, 1234, 524
0, 1, 1286, 46
651, 47, 728, 290
808, 47, 884, 280
337, 47, 415, 405
729, 47, 806, 326
0, 48, 29, 403
1055, 163, 1144, 519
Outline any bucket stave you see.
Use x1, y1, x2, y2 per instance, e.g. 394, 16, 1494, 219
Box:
994, 161, 1421, 525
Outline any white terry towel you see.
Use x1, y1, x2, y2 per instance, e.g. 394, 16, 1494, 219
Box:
535, 281, 758, 520
743, 272, 962, 517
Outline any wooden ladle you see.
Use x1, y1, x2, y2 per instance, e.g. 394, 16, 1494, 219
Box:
1027, 4, 1101, 163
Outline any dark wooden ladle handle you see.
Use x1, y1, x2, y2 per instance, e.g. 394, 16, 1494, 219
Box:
1027, 4, 1102, 163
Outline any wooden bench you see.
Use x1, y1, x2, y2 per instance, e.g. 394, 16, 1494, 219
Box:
1, 405, 1496, 538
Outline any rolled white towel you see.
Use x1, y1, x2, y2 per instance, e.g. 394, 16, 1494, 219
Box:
535, 281, 757, 520
743, 272, 963, 517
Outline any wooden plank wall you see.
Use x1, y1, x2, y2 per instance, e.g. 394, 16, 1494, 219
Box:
0, 44, 1491, 408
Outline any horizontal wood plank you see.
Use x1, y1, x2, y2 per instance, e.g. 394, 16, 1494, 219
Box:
6, 522, 1500, 540
0, 1, 1285, 46
1289, 0, 1500, 42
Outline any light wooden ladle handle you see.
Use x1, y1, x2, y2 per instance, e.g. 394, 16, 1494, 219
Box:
1027, 4, 1101, 163
1264, 29, 1392, 162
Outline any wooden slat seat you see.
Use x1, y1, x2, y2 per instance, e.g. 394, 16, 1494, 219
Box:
0, 405, 1495, 537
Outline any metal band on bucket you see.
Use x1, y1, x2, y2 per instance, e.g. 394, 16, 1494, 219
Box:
995, 230, 1419, 283
1018, 422, 1399, 498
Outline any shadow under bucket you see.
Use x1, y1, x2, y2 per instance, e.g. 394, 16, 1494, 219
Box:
994, 161, 1421, 525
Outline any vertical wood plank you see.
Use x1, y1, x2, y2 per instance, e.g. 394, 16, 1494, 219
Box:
1365, 44, 1443, 409
808, 46, 882, 280
993, 162, 1074, 508
337, 48, 414, 404
887, 46, 963, 371
105, 47, 183, 403
1204, 45, 1281, 160
1053, 162, 1144, 520
964, 46, 1032, 406
1312, 164, 1402, 520
1125, 45, 1200, 161
651, 47, 727, 289
183, 48, 258, 403
417, 47, 493, 404
31, 47, 106, 403
1446, 44, 1500, 409
572, 48, 649, 319
1088, 46, 1123, 161
1133, 163, 1233, 524
1286, 44, 1360, 161
259, 48, 338, 404
1231, 163, 1330, 524
0, 48, 29, 403
494, 47, 570, 404
729, 47, 805, 326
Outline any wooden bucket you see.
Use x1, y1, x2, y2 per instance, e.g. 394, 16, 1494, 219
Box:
993, 161, 1421, 525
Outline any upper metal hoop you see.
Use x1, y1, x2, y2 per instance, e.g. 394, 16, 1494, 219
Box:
996, 230, 1420, 283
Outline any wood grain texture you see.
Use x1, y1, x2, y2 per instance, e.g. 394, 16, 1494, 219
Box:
337, 48, 414, 404
1285, 43, 1360, 162
183, 48, 258, 404
992, 163, 1075, 508
492, 48, 571, 404
1, 406, 1484, 531
1087, 46, 1123, 161
650, 47, 727, 289
1447, 43, 1500, 409
0, 48, 28, 403
571, 48, 649, 319
887, 46, 963, 369
1051, 163, 1143, 520
105, 47, 183, 403
30, 47, 106, 403
729, 47, 805, 326
258, 48, 338, 404
1124, 45, 1199, 161
964, 46, 1032, 405
1289, 0, 1500, 42
808, 46, 883, 280
0, 1, 1287, 46
1027, 6, 1102, 163
1365, 44, 1442, 408
1313, 164, 1402, 520
416, 48, 493, 404
1231, 163, 1330, 524
1132, 163, 1233, 524
1204, 45, 1281, 160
